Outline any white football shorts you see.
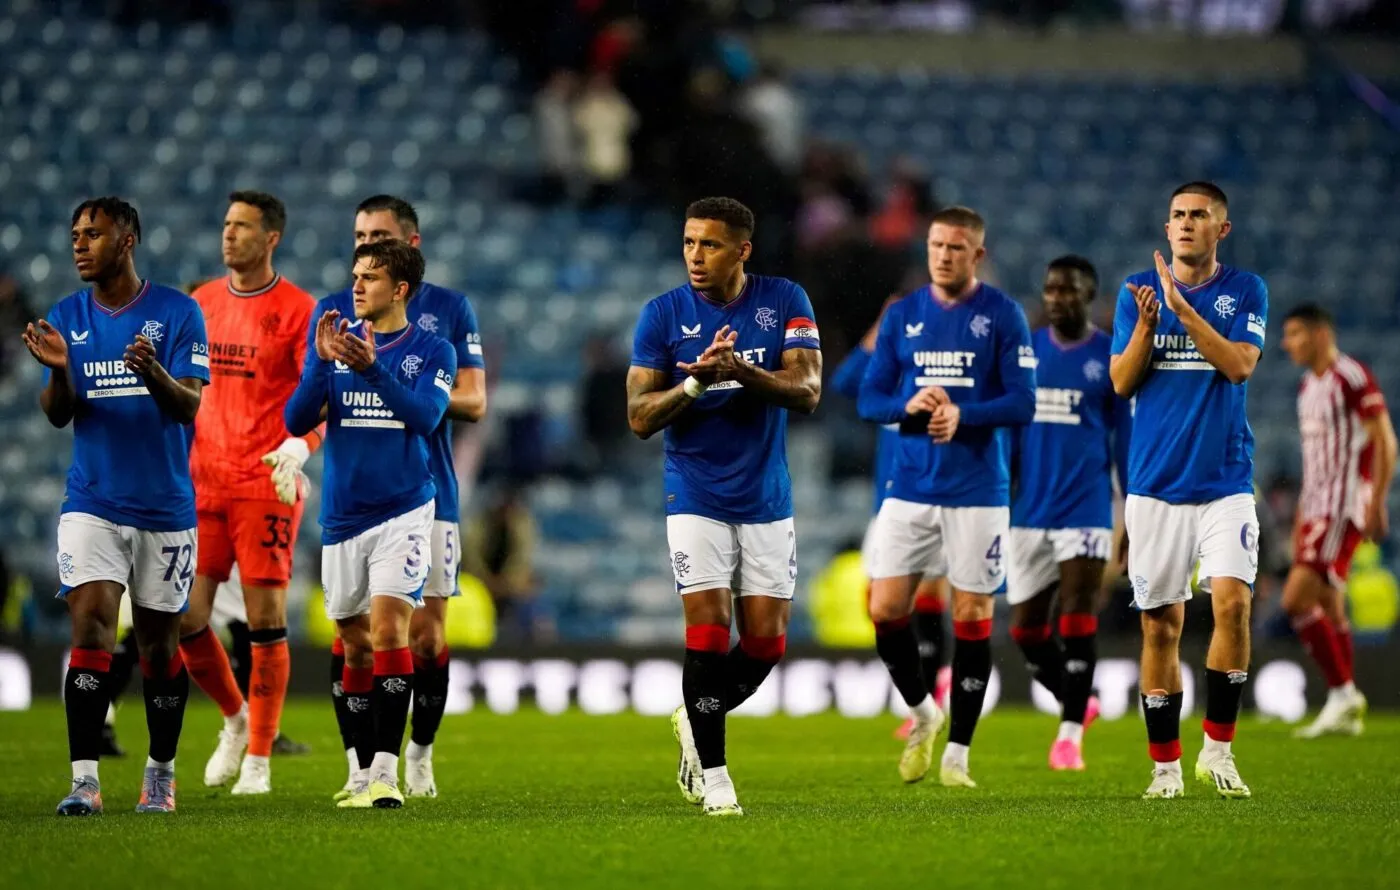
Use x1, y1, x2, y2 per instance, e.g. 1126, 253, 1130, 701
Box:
666, 514, 796, 599
55, 512, 196, 614
867, 498, 1008, 594
1125, 492, 1259, 610
423, 519, 461, 599
861, 512, 947, 579
322, 499, 435, 619
1006, 527, 1113, 606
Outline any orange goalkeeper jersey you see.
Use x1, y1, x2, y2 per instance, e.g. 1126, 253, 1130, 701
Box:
190, 275, 321, 500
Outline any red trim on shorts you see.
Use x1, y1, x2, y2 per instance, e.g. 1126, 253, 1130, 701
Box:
69, 648, 113, 671
685, 624, 731, 653
1010, 624, 1052, 646
1203, 719, 1236, 742
1149, 740, 1182, 763
373, 647, 414, 676
954, 619, 993, 641
739, 634, 786, 663
1059, 614, 1098, 638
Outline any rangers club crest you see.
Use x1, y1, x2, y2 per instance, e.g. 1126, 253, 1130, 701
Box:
400, 354, 424, 379
141, 320, 165, 343
755, 307, 778, 331
1214, 295, 1237, 318
969, 314, 991, 338
1083, 359, 1105, 382
418, 313, 439, 333
260, 312, 281, 335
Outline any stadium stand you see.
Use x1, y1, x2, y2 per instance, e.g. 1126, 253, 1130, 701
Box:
2, 0, 1397, 644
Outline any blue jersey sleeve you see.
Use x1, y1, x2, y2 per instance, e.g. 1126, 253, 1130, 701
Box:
285, 352, 332, 436
1228, 275, 1268, 350
630, 301, 670, 371
1110, 283, 1138, 356
455, 298, 486, 370
959, 301, 1035, 428
1112, 393, 1134, 494
857, 307, 907, 424
361, 340, 453, 437
167, 301, 211, 383
830, 348, 871, 400
782, 283, 821, 351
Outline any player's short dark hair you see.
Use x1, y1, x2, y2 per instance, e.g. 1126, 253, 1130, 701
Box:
1284, 303, 1333, 329
228, 190, 287, 234
930, 205, 985, 235
685, 197, 755, 240
71, 196, 141, 243
1047, 254, 1099, 294
353, 239, 425, 295
355, 194, 420, 236
1171, 181, 1229, 210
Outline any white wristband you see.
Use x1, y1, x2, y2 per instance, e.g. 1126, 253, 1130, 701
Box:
276, 437, 312, 466
683, 376, 708, 398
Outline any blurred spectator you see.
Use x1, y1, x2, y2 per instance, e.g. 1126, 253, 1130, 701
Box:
574, 73, 638, 206
869, 157, 937, 253
577, 333, 630, 472
0, 274, 36, 381
739, 64, 805, 174
463, 486, 544, 644
534, 70, 581, 203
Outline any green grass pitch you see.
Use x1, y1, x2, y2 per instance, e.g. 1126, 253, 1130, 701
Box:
1, 702, 1397, 889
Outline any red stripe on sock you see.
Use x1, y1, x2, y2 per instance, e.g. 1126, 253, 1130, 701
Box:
1010, 624, 1051, 646
374, 647, 414, 676
343, 665, 373, 694
69, 648, 112, 671
139, 651, 185, 679
1059, 613, 1098, 637
331, 637, 345, 657
412, 652, 432, 672
739, 634, 786, 663
1148, 740, 1182, 763
685, 624, 730, 653
435, 646, 450, 669
873, 616, 910, 635
954, 619, 993, 641
1203, 719, 1236, 742
913, 594, 946, 614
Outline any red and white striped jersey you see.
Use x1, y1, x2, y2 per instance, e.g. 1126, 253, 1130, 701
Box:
1297, 353, 1387, 526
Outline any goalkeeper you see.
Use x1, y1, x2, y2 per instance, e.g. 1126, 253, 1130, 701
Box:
180, 190, 323, 796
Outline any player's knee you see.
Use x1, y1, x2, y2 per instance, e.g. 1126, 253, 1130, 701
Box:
409, 624, 444, 660
1212, 591, 1251, 630
177, 609, 208, 639
136, 635, 180, 667
370, 620, 410, 653
868, 593, 910, 626
1141, 614, 1181, 650
1058, 582, 1098, 617
951, 592, 994, 623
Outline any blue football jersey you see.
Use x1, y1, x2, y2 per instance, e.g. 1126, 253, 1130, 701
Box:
314, 282, 484, 523
1110, 264, 1267, 504
45, 282, 211, 531
286, 322, 455, 544
830, 346, 899, 514
858, 284, 1036, 508
1012, 327, 1132, 530
630, 274, 821, 524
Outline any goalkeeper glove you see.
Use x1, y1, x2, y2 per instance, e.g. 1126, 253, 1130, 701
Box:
260, 437, 311, 506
